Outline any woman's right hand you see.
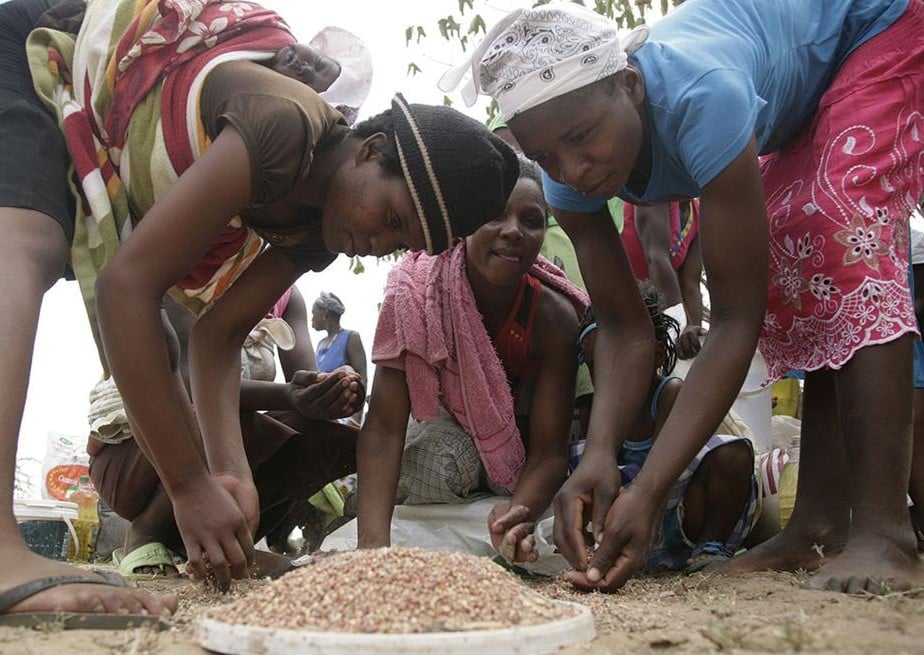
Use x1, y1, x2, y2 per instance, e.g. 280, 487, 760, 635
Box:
172, 474, 256, 591
552, 453, 622, 571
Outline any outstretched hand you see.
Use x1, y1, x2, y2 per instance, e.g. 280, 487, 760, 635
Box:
289, 367, 364, 420
489, 502, 537, 563
174, 473, 257, 591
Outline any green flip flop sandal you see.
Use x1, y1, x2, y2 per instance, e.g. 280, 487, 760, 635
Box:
112, 542, 179, 579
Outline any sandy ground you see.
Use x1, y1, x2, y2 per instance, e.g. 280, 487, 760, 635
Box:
0, 564, 922, 654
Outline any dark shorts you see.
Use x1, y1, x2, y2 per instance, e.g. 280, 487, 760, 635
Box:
0, 0, 76, 249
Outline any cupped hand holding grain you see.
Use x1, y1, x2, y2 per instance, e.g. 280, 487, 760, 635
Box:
552, 452, 621, 572
564, 483, 660, 593
289, 368, 363, 419
488, 502, 537, 563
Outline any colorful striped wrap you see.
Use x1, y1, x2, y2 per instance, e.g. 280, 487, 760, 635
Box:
26, 0, 295, 370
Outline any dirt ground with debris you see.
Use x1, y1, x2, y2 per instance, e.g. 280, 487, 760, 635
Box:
0, 565, 922, 654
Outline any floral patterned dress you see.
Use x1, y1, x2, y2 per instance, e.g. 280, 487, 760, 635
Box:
758, 1, 924, 379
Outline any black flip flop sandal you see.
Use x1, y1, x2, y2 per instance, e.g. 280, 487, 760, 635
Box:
0, 574, 169, 630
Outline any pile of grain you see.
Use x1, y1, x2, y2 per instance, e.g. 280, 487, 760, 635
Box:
210, 547, 579, 633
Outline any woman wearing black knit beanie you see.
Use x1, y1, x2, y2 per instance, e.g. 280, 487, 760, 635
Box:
334, 93, 520, 255
1, 0, 520, 609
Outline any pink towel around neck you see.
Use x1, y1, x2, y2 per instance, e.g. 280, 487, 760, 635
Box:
373, 242, 589, 490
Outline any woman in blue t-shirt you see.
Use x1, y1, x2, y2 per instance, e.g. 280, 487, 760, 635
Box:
441, 0, 924, 594
312, 292, 368, 424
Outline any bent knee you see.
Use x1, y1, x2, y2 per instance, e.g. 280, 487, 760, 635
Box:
703, 440, 754, 481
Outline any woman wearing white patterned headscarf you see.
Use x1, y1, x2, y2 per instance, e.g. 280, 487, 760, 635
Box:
441, 0, 924, 595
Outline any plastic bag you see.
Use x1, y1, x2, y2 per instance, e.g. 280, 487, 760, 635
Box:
42, 432, 90, 501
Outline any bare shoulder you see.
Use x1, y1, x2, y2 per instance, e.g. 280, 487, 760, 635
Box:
534, 284, 581, 349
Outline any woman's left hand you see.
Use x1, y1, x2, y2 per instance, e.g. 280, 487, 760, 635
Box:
488, 502, 537, 563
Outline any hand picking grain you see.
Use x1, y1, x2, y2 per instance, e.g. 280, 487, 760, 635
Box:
209, 547, 579, 633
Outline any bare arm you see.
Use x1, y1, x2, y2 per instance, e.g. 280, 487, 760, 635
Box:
96, 127, 253, 492
345, 331, 368, 422
677, 233, 704, 328
161, 294, 197, 393
676, 232, 706, 359
345, 331, 368, 387
572, 138, 769, 592
635, 203, 683, 307
356, 365, 412, 548
626, 139, 768, 504
278, 286, 317, 376
557, 206, 654, 461
190, 246, 301, 475
550, 204, 655, 566
491, 287, 579, 563
96, 127, 267, 585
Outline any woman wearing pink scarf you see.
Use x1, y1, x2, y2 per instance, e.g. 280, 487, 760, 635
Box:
357, 159, 589, 563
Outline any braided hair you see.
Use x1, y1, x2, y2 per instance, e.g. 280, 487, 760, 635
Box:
577, 282, 680, 377
639, 282, 680, 377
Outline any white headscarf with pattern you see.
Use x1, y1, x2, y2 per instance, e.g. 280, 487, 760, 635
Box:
439, 2, 647, 120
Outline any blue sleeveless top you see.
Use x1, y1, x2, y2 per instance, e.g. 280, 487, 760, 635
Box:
316, 329, 352, 373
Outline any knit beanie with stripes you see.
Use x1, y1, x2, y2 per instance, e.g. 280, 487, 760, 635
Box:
390, 93, 519, 254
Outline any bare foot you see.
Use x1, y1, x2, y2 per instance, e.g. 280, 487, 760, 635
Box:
717, 522, 847, 575
0, 546, 177, 615
804, 530, 924, 594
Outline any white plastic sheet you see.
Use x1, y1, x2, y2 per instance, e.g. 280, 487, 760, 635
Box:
322, 496, 570, 577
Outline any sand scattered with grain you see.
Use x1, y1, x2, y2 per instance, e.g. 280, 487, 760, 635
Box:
209, 547, 578, 633
5, 561, 924, 653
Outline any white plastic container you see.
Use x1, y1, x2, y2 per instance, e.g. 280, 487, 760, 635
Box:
14, 499, 79, 561
673, 350, 772, 452
196, 601, 595, 655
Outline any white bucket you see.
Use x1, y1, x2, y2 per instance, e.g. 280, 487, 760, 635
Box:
673, 350, 772, 452
14, 499, 79, 561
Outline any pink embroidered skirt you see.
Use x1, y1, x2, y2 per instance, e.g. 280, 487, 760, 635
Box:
759, 0, 924, 381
